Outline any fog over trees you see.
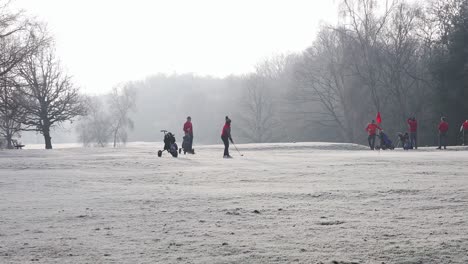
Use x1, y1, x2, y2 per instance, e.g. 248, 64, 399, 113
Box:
1, 0, 468, 147
114, 0, 466, 147
77, 85, 137, 147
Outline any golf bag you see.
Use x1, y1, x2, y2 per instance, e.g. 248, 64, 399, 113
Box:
376, 131, 395, 150
158, 130, 178, 158
180, 134, 195, 155
397, 132, 412, 150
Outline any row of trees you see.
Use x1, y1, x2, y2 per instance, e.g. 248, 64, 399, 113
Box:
236, 0, 468, 146
5, 0, 463, 147
76, 85, 136, 147
72, 0, 466, 147
0, 2, 86, 149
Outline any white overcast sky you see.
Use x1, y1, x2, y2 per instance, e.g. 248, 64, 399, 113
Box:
11, 0, 339, 94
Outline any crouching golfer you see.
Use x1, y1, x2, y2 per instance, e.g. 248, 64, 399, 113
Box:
221, 116, 233, 158
366, 120, 382, 150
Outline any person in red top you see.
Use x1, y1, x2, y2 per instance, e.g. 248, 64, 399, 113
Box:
460, 120, 468, 145
221, 116, 233, 158
183, 116, 193, 135
366, 120, 382, 150
437, 117, 449, 149
407, 117, 418, 149
183, 116, 194, 153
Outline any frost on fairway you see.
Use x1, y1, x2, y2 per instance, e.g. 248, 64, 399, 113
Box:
1, 143, 468, 263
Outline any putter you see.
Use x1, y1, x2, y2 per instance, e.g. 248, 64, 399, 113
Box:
232, 143, 244, 157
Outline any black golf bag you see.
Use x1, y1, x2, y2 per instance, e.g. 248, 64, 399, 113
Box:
398, 132, 412, 150
180, 134, 195, 155
158, 130, 178, 158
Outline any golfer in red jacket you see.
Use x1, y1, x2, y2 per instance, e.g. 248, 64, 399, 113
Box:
221, 116, 233, 158
460, 120, 468, 145
183, 116, 194, 153
437, 117, 449, 149
366, 120, 382, 150
407, 117, 418, 149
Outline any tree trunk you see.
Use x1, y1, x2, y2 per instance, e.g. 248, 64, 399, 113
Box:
43, 127, 52, 149
113, 129, 118, 148
6, 132, 13, 149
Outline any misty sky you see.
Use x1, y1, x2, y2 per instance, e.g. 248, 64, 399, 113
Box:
12, 0, 338, 94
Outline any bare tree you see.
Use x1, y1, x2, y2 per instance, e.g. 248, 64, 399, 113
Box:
237, 55, 299, 143
18, 43, 86, 149
380, 2, 431, 126
339, 0, 399, 112
108, 85, 136, 147
0, 75, 26, 148
293, 28, 360, 142
238, 74, 276, 143
429, 0, 465, 45
0, 2, 46, 148
0, 1, 47, 78
76, 97, 111, 147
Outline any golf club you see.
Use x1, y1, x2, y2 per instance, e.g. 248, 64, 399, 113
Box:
232, 142, 244, 157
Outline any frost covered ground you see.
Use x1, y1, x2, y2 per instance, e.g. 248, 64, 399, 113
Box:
1, 142, 468, 263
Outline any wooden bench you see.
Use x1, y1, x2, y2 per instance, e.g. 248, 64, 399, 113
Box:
12, 140, 25, 150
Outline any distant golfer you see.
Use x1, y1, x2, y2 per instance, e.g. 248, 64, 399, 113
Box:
366, 120, 382, 150
183, 116, 194, 153
407, 117, 418, 149
460, 120, 468, 145
221, 116, 233, 158
437, 117, 449, 150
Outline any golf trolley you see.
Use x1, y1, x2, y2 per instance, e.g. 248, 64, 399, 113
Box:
157, 130, 178, 158
375, 131, 395, 150
179, 135, 195, 155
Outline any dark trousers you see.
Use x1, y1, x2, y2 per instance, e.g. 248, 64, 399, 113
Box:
368, 134, 376, 150
439, 132, 447, 149
186, 134, 193, 150
463, 130, 468, 145
221, 136, 229, 156
409, 132, 417, 149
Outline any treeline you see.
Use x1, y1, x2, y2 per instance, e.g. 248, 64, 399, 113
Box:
235, 0, 468, 146
4, 0, 465, 148
285, 0, 468, 146
120, 0, 467, 146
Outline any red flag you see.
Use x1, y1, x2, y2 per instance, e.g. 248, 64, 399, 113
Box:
376, 112, 382, 124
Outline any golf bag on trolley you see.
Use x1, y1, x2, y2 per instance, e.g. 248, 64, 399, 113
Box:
376, 131, 395, 150
180, 134, 195, 155
158, 130, 178, 158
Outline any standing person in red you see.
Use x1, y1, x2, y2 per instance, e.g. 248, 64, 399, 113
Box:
460, 120, 468, 145
183, 116, 194, 153
437, 117, 449, 149
221, 116, 233, 158
366, 120, 382, 150
407, 117, 418, 149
